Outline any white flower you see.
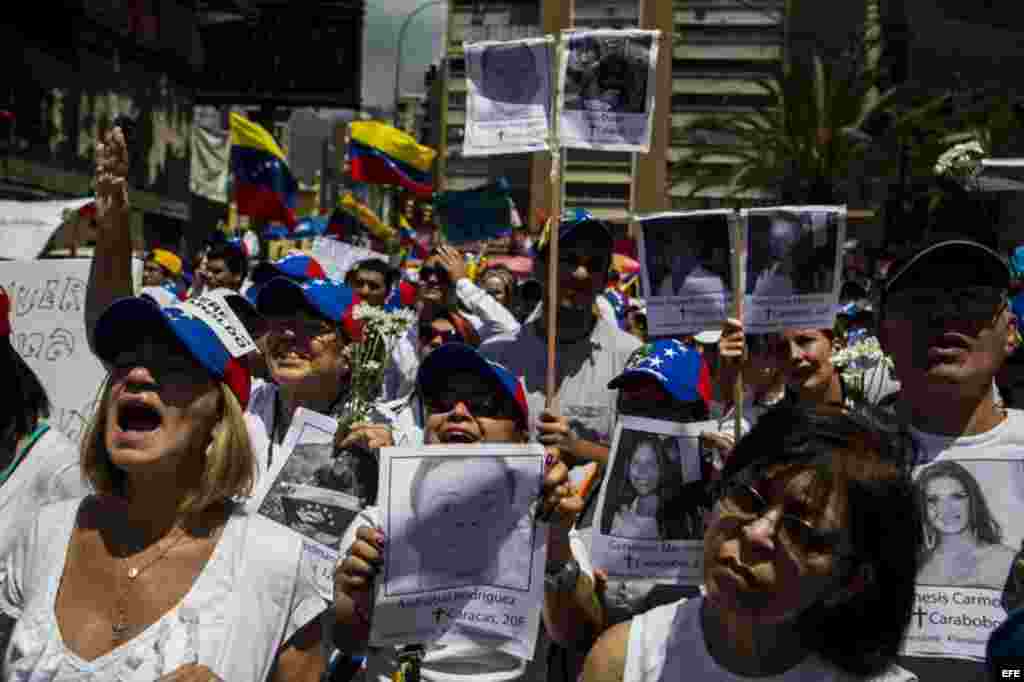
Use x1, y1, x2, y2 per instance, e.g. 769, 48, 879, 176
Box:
934, 140, 985, 179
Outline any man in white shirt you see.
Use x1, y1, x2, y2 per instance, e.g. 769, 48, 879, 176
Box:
481, 209, 641, 468
879, 238, 1023, 682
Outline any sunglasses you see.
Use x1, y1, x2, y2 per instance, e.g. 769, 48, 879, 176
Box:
425, 392, 512, 419
885, 286, 1006, 323
418, 325, 463, 345
716, 482, 846, 554
420, 266, 450, 284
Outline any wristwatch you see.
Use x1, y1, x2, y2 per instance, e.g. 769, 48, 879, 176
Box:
545, 559, 581, 594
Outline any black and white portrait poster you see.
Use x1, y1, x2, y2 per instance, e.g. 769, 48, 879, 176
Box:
591, 416, 718, 582
638, 210, 737, 337
463, 37, 554, 156
741, 206, 846, 334
370, 444, 547, 660
558, 29, 660, 152
901, 454, 1024, 662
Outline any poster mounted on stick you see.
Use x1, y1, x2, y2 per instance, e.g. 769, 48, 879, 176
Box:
464, 37, 554, 156
638, 210, 735, 337
901, 454, 1024, 662
741, 206, 846, 334
591, 416, 715, 583
558, 29, 659, 152
369, 444, 547, 660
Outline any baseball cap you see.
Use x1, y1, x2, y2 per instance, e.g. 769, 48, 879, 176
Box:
94, 293, 256, 408
884, 239, 1010, 297
536, 208, 613, 255
148, 248, 183, 277
256, 277, 361, 339
0, 286, 10, 337
247, 253, 328, 305
416, 343, 529, 427
608, 339, 712, 406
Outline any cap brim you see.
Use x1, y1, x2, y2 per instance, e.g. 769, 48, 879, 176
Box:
417, 343, 526, 424
94, 297, 222, 380
250, 262, 283, 286
255, 277, 317, 318
886, 240, 1010, 293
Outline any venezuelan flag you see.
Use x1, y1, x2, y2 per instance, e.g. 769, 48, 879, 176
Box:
339, 192, 397, 242
348, 121, 436, 199
230, 113, 298, 228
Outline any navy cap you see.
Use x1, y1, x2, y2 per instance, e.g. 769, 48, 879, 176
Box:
417, 343, 529, 426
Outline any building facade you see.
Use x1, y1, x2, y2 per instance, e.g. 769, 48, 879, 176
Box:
668, 0, 785, 209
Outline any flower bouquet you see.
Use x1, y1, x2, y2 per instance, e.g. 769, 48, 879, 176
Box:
934, 140, 986, 190
831, 336, 894, 405
330, 303, 416, 505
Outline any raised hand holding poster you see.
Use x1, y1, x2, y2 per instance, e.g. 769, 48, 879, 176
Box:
370, 444, 546, 661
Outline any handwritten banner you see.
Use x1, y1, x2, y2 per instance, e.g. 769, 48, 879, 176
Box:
2, 259, 114, 443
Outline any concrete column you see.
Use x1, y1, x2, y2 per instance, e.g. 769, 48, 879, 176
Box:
528, 0, 573, 234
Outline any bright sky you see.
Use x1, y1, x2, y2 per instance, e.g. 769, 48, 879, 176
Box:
362, 1, 448, 111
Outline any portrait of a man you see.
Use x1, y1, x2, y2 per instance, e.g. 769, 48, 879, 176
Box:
385, 456, 537, 595
473, 42, 547, 121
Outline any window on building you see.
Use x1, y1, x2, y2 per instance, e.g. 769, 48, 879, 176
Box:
565, 182, 630, 201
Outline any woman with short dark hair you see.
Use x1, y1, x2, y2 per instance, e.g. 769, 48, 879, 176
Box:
583, 405, 922, 681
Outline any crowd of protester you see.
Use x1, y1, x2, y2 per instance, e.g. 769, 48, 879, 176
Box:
1, 124, 1024, 682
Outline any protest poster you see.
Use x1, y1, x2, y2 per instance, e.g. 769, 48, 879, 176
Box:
0, 258, 141, 444
463, 38, 554, 156
247, 407, 367, 600
741, 206, 845, 334
900, 455, 1024, 661
369, 444, 547, 660
558, 29, 659, 152
590, 416, 714, 582
638, 211, 735, 337
0, 198, 94, 260
310, 237, 389, 283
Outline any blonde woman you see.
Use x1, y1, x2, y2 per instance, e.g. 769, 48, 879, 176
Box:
0, 294, 330, 681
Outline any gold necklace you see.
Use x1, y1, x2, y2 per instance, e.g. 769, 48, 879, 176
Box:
111, 528, 193, 641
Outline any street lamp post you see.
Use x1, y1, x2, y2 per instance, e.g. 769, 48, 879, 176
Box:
394, 0, 446, 129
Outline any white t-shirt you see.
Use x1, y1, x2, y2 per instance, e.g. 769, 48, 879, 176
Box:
0, 499, 327, 682
624, 597, 916, 682
0, 427, 91, 586
481, 317, 642, 446
338, 506, 552, 682
897, 409, 1024, 680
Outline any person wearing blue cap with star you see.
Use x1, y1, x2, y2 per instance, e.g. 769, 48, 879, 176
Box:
481, 209, 642, 470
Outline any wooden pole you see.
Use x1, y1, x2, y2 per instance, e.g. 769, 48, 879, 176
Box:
731, 214, 746, 440
545, 36, 565, 412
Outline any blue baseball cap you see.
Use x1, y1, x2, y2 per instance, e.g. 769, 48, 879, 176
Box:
608, 339, 711, 406
94, 295, 254, 408
536, 208, 613, 254
256, 277, 361, 339
416, 343, 529, 426
247, 253, 329, 305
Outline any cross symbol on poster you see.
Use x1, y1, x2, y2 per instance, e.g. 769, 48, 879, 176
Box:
678, 305, 687, 321
624, 553, 638, 570
911, 607, 927, 628
434, 607, 449, 625
498, 130, 505, 141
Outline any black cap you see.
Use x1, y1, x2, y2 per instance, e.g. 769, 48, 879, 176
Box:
883, 240, 1010, 299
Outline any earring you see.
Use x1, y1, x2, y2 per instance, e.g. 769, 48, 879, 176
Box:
924, 525, 936, 552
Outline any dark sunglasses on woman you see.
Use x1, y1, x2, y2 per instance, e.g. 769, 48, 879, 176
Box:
418, 325, 463, 345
